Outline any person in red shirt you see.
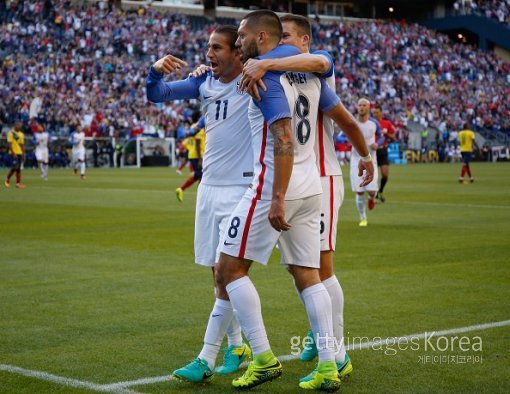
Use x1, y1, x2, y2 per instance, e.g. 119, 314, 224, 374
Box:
372, 105, 396, 202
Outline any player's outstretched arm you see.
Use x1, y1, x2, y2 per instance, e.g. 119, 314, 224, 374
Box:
269, 118, 293, 232
325, 103, 374, 187
152, 54, 188, 74
240, 54, 330, 98
146, 56, 201, 103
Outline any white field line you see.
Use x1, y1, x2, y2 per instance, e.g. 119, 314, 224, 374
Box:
2, 319, 509, 392
110, 319, 510, 389
0, 364, 140, 393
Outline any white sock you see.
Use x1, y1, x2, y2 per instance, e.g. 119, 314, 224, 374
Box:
323, 275, 346, 362
226, 276, 270, 356
198, 298, 234, 370
80, 162, 86, 175
301, 283, 336, 363
226, 317, 243, 347
356, 194, 366, 220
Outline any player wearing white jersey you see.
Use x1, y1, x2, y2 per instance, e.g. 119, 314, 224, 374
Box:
352, 98, 379, 227
33, 125, 50, 180
237, 13, 372, 381
147, 26, 253, 381
70, 125, 86, 180
212, 11, 372, 392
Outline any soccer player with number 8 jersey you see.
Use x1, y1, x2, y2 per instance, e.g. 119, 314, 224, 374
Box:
213, 10, 373, 391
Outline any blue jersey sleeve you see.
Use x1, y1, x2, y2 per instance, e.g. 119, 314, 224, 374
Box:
188, 115, 206, 136
312, 50, 334, 78
370, 117, 381, 135
319, 80, 340, 112
196, 115, 205, 129
258, 45, 301, 60
253, 71, 291, 126
146, 66, 205, 103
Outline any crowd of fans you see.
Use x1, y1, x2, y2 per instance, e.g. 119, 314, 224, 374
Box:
312, 19, 510, 138
453, 0, 510, 26
0, 0, 509, 146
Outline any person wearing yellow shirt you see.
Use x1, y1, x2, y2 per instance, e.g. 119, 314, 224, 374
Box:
458, 123, 479, 184
176, 120, 205, 202
4, 121, 27, 188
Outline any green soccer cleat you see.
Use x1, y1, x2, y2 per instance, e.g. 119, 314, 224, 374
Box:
176, 187, 183, 202
300, 329, 318, 361
337, 354, 353, 380
300, 354, 353, 383
173, 358, 214, 383
298, 370, 341, 392
359, 219, 368, 227
231, 358, 282, 390
216, 342, 252, 374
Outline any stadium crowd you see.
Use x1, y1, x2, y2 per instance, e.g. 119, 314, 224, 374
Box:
453, 0, 510, 26
0, 0, 509, 143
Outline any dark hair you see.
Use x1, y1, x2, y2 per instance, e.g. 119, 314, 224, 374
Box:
242, 10, 282, 41
280, 14, 311, 38
213, 25, 239, 49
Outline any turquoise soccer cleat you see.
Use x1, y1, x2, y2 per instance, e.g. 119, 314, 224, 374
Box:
216, 342, 252, 374
300, 329, 318, 361
173, 358, 214, 383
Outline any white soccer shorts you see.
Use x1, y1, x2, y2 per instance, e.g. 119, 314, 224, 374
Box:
320, 175, 344, 252
220, 193, 321, 268
194, 184, 247, 267
72, 149, 85, 162
350, 156, 378, 193
35, 148, 49, 163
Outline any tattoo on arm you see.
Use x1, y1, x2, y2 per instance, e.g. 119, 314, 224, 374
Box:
270, 119, 293, 157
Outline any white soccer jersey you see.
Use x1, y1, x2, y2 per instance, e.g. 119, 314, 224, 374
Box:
146, 68, 253, 186
350, 118, 378, 192
248, 70, 331, 201
351, 119, 377, 159
71, 131, 85, 152
313, 50, 342, 177
198, 75, 253, 186
34, 132, 49, 149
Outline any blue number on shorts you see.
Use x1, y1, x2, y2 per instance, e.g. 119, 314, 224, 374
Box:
295, 94, 311, 145
320, 213, 325, 235
228, 216, 241, 238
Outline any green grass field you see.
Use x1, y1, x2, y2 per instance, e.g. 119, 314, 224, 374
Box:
1, 163, 509, 393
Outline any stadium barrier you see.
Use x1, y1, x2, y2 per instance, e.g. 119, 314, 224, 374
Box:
0, 137, 177, 169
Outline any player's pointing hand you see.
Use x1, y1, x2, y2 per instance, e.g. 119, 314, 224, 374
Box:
153, 54, 188, 74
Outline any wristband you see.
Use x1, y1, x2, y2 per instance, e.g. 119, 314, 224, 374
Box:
360, 153, 372, 163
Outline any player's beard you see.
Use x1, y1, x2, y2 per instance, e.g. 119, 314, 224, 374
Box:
241, 39, 258, 63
